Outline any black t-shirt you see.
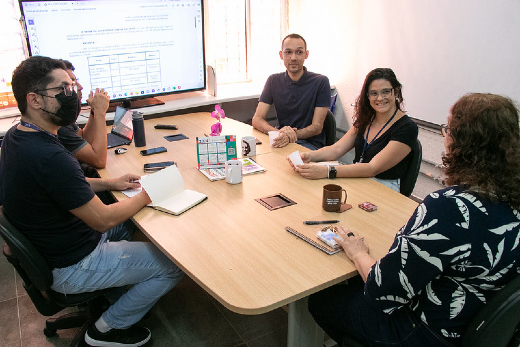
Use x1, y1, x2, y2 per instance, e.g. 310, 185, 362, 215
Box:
353, 115, 418, 180
57, 122, 87, 154
0, 125, 100, 268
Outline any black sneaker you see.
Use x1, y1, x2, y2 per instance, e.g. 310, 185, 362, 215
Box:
85, 324, 151, 347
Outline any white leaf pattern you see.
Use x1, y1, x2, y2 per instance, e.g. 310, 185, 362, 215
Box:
399, 270, 415, 298
450, 286, 466, 319
461, 282, 487, 304
408, 232, 448, 241
443, 189, 456, 197
494, 239, 505, 268
440, 244, 471, 256
409, 219, 440, 236
484, 243, 494, 267
454, 197, 470, 229
512, 230, 520, 251
410, 242, 443, 271
374, 260, 382, 287
401, 239, 409, 268
426, 283, 442, 305
411, 203, 427, 231
457, 192, 488, 215
489, 222, 520, 235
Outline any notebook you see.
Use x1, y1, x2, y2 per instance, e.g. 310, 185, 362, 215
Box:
107, 106, 133, 148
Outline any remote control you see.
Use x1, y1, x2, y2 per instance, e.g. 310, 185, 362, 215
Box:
154, 124, 178, 130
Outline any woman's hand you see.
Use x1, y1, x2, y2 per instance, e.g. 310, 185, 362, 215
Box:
295, 163, 329, 179
334, 227, 369, 262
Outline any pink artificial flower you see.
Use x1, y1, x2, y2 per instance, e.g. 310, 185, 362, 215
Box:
211, 104, 225, 120
210, 122, 222, 136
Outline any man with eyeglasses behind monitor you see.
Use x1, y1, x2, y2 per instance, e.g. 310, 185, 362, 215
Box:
252, 33, 331, 150
57, 60, 108, 175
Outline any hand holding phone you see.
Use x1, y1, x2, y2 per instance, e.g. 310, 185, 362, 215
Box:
140, 147, 167, 156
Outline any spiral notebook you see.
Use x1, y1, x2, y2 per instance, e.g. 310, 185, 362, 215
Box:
286, 226, 342, 255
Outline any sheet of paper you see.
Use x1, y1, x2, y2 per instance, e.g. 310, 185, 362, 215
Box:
288, 150, 304, 166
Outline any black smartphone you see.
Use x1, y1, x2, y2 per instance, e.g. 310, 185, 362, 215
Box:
140, 146, 167, 156
143, 161, 175, 172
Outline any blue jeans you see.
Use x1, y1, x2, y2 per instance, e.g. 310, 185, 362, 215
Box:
308, 276, 457, 347
296, 139, 320, 150
373, 177, 400, 193
51, 224, 184, 329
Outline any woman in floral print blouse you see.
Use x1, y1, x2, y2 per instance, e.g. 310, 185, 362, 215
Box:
309, 93, 520, 347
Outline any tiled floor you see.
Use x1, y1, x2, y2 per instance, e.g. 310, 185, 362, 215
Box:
0, 251, 289, 347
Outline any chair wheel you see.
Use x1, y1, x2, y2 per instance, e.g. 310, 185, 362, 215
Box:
44, 327, 57, 337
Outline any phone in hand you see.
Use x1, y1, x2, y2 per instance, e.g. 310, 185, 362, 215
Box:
140, 147, 167, 156
143, 161, 175, 172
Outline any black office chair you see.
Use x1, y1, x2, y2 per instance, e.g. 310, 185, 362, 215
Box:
0, 207, 108, 347
324, 109, 337, 146
341, 275, 520, 347
399, 138, 422, 197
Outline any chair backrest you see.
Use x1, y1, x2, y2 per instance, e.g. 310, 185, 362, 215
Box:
399, 139, 422, 197
461, 275, 520, 347
330, 93, 338, 114
0, 207, 63, 316
323, 109, 337, 146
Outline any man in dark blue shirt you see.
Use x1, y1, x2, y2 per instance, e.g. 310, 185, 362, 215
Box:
252, 33, 331, 150
0, 56, 183, 347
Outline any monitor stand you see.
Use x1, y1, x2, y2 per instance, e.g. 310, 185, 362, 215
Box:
107, 97, 165, 113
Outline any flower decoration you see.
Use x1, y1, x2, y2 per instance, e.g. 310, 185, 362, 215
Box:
210, 104, 226, 136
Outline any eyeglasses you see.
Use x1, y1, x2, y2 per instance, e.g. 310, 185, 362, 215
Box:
35, 84, 77, 97
367, 88, 394, 100
440, 124, 451, 137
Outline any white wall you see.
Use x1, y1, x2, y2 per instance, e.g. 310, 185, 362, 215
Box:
290, 0, 520, 126
288, 0, 361, 131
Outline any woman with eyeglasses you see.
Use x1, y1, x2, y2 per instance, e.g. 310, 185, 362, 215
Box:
289, 68, 418, 192
308, 93, 520, 347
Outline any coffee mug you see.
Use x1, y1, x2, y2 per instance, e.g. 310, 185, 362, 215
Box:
225, 160, 242, 184
322, 184, 347, 212
242, 136, 256, 156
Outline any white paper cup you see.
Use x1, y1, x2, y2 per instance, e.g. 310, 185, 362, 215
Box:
242, 136, 256, 156
268, 131, 279, 147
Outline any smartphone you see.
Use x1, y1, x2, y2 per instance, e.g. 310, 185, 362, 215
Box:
144, 161, 175, 172
140, 147, 167, 156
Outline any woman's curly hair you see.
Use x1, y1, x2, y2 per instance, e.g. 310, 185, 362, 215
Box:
443, 93, 520, 210
353, 68, 404, 135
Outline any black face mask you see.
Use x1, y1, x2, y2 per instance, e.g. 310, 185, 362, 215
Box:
41, 90, 80, 126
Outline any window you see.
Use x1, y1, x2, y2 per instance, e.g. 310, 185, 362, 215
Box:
206, 0, 288, 84
0, 0, 24, 109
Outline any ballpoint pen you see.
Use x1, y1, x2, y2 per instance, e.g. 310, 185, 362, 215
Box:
303, 220, 340, 225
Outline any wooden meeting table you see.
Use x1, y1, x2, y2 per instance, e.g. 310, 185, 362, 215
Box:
98, 112, 419, 347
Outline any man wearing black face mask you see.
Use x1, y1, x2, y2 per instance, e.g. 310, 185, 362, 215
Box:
57, 60, 109, 170
0, 56, 184, 347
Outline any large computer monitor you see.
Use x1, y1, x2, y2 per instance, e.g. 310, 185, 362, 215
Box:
19, 0, 205, 110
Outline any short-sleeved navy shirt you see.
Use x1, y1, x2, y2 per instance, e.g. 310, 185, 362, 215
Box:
0, 125, 100, 268
353, 115, 418, 179
259, 67, 331, 148
57, 122, 87, 154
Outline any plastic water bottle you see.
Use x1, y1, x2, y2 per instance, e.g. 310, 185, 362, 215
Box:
132, 111, 146, 147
